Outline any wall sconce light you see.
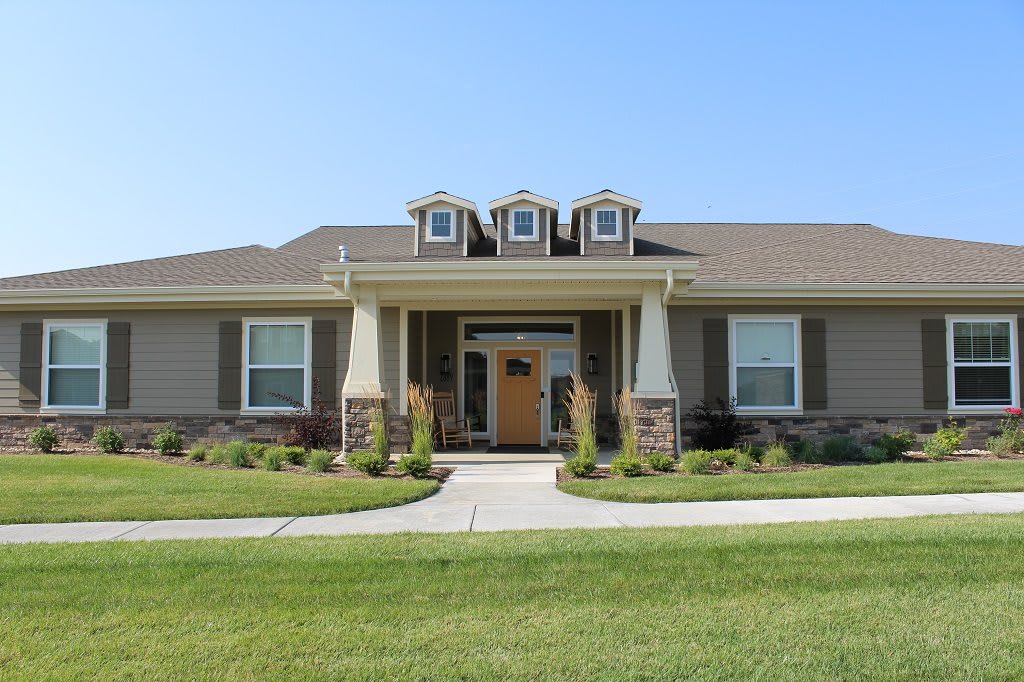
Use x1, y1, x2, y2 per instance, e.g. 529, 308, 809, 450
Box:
587, 353, 598, 375
440, 353, 452, 382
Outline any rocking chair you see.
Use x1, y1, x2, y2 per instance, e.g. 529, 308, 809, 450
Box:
431, 391, 473, 449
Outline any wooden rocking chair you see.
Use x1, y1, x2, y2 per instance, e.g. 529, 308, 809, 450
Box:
431, 391, 473, 449
556, 391, 598, 449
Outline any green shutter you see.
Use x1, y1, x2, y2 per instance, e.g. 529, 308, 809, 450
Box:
801, 318, 827, 410
312, 319, 337, 410
18, 322, 42, 407
703, 318, 729, 405
218, 321, 242, 410
921, 319, 948, 409
106, 321, 130, 409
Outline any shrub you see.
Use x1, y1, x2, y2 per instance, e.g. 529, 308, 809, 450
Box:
761, 442, 793, 467
877, 430, 916, 459
820, 435, 864, 463
28, 426, 61, 453
363, 386, 391, 461
347, 450, 389, 475
645, 452, 675, 472
207, 445, 229, 465
992, 407, 1024, 454
687, 398, 742, 450
262, 447, 283, 471
865, 445, 891, 464
407, 381, 434, 464
742, 444, 765, 462
987, 434, 1016, 457
680, 449, 714, 475
271, 376, 339, 450
396, 453, 431, 478
226, 440, 251, 468
247, 442, 267, 461
152, 423, 183, 455
711, 448, 739, 465
610, 452, 646, 477
307, 449, 334, 473
92, 426, 126, 454
791, 439, 820, 464
614, 387, 639, 459
732, 449, 756, 471
563, 453, 597, 477
281, 446, 307, 466
186, 444, 209, 462
923, 437, 954, 461
937, 413, 966, 450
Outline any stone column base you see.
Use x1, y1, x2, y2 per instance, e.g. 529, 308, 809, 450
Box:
632, 396, 677, 455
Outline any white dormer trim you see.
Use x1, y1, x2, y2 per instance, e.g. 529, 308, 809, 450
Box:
488, 190, 559, 213
569, 189, 642, 243
406, 191, 485, 248
570, 189, 642, 212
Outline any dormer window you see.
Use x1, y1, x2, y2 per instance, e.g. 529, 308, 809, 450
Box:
594, 209, 620, 240
511, 209, 537, 240
429, 210, 455, 241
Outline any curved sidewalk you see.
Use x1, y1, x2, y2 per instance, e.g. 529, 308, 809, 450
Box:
3, 462, 1024, 544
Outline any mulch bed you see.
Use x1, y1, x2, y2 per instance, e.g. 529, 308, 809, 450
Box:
0, 447, 454, 483
556, 450, 1024, 483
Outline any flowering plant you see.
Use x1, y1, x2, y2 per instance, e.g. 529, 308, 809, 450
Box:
993, 407, 1024, 454
1005, 407, 1023, 417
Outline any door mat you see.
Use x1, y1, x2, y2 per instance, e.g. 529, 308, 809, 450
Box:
485, 446, 552, 454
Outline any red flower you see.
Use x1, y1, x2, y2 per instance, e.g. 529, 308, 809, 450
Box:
1006, 407, 1023, 417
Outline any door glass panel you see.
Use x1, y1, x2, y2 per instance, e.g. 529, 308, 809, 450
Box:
463, 351, 488, 432
506, 357, 532, 376
549, 350, 574, 429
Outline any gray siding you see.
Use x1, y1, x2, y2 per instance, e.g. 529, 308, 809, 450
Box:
0, 307, 352, 416
417, 207, 465, 258
380, 306, 400, 397
668, 304, 1023, 416
500, 206, 549, 257
407, 310, 424, 386
583, 206, 633, 256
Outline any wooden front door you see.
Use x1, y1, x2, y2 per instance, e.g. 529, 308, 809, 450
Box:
497, 349, 542, 445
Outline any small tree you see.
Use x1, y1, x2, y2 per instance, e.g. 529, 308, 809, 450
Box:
687, 398, 742, 450
270, 376, 339, 450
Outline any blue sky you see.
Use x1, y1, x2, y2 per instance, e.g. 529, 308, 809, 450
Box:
1, 1, 1021, 277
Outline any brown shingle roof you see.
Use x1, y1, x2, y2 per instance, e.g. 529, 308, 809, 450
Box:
2, 223, 1022, 290
0, 245, 326, 290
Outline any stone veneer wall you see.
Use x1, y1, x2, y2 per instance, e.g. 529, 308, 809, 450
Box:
680, 415, 1006, 450
0, 414, 297, 449
632, 397, 677, 455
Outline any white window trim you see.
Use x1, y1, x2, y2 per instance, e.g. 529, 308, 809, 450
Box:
945, 314, 1019, 413
241, 317, 312, 413
509, 208, 539, 242
427, 209, 456, 243
728, 315, 802, 414
41, 319, 107, 413
591, 205, 621, 241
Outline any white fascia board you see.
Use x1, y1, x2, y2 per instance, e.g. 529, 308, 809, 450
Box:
488, 191, 559, 212
570, 190, 642, 212
681, 281, 1024, 300
0, 285, 339, 307
322, 260, 699, 285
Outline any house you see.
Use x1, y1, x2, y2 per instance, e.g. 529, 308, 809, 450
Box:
1, 188, 1022, 453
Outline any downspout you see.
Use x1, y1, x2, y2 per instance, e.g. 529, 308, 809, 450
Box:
343, 270, 354, 302
662, 268, 674, 305
663, 269, 682, 455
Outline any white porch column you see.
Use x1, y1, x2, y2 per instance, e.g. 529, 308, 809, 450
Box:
635, 282, 673, 393
341, 284, 383, 396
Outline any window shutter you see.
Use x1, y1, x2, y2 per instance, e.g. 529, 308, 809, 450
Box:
106, 321, 130, 409
218, 321, 242, 410
921, 319, 948, 409
703, 318, 729, 405
801, 318, 827, 410
312, 319, 337, 410
18, 322, 42, 407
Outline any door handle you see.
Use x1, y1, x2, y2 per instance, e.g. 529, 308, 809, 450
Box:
535, 402, 540, 415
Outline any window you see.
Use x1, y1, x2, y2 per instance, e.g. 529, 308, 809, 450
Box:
511, 209, 537, 240
594, 208, 620, 240
949, 318, 1017, 409
429, 210, 454, 241
464, 322, 575, 341
549, 349, 575, 431
731, 319, 799, 410
244, 319, 311, 410
43, 321, 105, 409
463, 350, 488, 433
505, 357, 533, 376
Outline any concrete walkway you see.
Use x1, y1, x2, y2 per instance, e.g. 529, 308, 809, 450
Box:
3, 461, 1024, 544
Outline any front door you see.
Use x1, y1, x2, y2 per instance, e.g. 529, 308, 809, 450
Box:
497, 349, 542, 445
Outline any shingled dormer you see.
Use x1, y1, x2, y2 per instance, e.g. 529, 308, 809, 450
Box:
569, 190, 641, 256
406, 191, 485, 257
488, 190, 559, 257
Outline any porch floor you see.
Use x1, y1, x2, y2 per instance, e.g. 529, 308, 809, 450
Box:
398, 446, 617, 466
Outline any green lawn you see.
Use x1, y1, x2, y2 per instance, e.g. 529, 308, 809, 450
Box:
3, 515, 1024, 679
559, 459, 1024, 503
0, 454, 439, 523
